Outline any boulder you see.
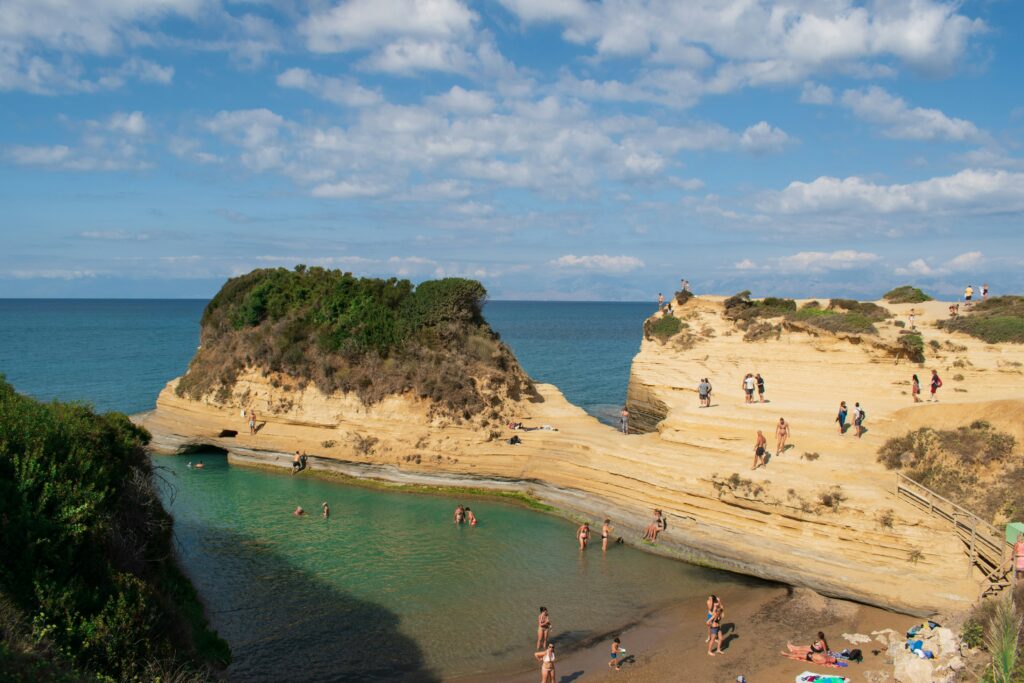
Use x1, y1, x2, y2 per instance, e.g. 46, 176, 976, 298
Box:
933, 627, 958, 657
947, 655, 965, 672
894, 655, 934, 683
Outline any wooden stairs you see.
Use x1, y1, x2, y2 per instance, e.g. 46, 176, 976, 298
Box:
896, 473, 1014, 600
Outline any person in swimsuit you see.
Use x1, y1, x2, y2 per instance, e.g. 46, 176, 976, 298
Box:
619, 406, 629, 434
577, 522, 590, 550
194, 461, 204, 469
466, 507, 477, 526
1014, 533, 1024, 581
755, 373, 765, 402
775, 418, 790, 457
321, 501, 329, 518
248, 409, 256, 435
643, 509, 664, 541
293, 506, 305, 516
707, 603, 724, 655
911, 374, 921, 402
454, 505, 465, 525
292, 450, 302, 474
602, 518, 613, 552
930, 370, 942, 401
742, 373, 755, 403
705, 595, 723, 643
536, 607, 551, 649
535, 643, 556, 683
752, 430, 767, 470
836, 401, 848, 434
788, 632, 829, 656
608, 637, 623, 671
781, 643, 838, 665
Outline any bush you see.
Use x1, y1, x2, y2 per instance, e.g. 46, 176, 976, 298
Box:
723, 291, 796, 323
897, 332, 925, 362
177, 267, 534, 419
674, 289, 693, 306
0, 377, 227, 680
939, 296, 1024, 344
884, 286, 933, 304
827, 299, 891, 320
648, 315, 683, 341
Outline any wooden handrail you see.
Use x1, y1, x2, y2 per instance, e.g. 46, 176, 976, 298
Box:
896, 472, 1004, 544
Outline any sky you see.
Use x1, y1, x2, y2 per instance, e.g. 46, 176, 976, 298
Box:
1, 0, 1022, 300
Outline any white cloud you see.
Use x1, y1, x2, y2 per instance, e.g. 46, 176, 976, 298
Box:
739, 121, 791, 154
550, 254, 644, 273
428, 86, 494, 114
800, 81, 833, 105
895, 251, 984, 277
840, 86, 982, 141
276, 68, 382, 108
359, 38, 474, 75
7, 268, 100, 280
734, 258, 757, 271
895, 258, 934, 276
946, 251, 983, 271
310, 179, 390, 198
8, 144, 71, 165
775, 250, 880, 273
765, 169, 1024, 215
78, 230, 152, 241
108, 111, 147, 136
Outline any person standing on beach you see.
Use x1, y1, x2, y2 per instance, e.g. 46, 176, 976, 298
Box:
965, 285, 974, 306
755, 373, 765, 402
705, 595, 724, 643
836, 401, 848, 434
619, 406, 629, 434
535, 643, 556, 683
537, 607, 551, 649
608, 637, 623, 671
707, 602, 724, 656
775, 418, 790, 456
753, 431, 767, 469
577, 522, 590, 550
602, 518, 613, 552
742, 373, 756, 404
930, 370, 942, 401
248, 409, 256, 435
852, 402, 865, 438
912, 374, 921, 403
908, 309, 917, 331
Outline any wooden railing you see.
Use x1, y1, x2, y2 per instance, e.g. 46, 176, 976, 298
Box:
895, 473, 1013, 596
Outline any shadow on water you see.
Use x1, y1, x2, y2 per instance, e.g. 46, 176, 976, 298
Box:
174, 524, 438, 683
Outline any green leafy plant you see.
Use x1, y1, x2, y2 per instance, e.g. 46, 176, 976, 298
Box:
984, 594, 1022, 683
647, 315, 683, 341
883, 286, 933, 303
939, 296, 1024, 344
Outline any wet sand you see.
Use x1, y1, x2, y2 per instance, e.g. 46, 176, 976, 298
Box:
457, 584, 917, 683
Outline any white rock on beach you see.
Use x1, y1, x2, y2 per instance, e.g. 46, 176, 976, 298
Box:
872, 628, 899, 645
894, 654, 934, 683
933, 627, 958, 657
842, 632, 872, 645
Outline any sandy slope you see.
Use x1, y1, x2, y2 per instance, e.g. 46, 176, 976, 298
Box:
136, 295, 1024, 615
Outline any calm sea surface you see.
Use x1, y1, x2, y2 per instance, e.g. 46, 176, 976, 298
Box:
0, 299, 741, 681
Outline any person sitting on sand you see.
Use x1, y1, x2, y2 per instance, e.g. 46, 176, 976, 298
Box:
577, 522, 590, 550
787, 632, 830, 657
466, 507, 477, 526
293, 506, 305, 516
781, 642, 839, 666
536, 607, 551, 649
707, 602, 724, 656
752, 431, 767, 470
535, 643, 556, 683
775, 418, 790, 457
454, 505, 465, 525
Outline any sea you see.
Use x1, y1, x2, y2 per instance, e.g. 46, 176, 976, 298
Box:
0, 299, 745, 682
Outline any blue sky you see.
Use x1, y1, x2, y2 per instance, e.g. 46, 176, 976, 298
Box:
1, 0, 1022, 300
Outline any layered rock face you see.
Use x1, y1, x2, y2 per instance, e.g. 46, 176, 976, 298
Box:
139, 295, 1024, 615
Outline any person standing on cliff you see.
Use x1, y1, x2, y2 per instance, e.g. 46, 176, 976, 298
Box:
753, 431, 767, 469
742, 373, 756, 404
619, 406, 629, 434
657, 292, 665, 309
836, 401, 848, 434
698, 378, 711, 407
930, 370, 942, 401
1014, 533, 1024, 582
775, 418, 790, 456
755, 373, 765, 402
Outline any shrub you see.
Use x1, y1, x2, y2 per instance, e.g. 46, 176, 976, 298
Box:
883, 286, 933, 304
647, 315, 683, 341
827, 299, 891, 320
962, 619, 985, 649
894, 320, 906, 328
674, 289, 693, 306
723, 291, 796, 322
897, 332, 925, 362
938, 296, 1024, 344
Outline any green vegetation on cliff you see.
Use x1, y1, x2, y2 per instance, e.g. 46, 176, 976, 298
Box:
883, 285, 933, 303
724, 292, 890, 335
0, 377, 228, 681
877, 421, 1022, 522
177, 267, 535, 419
938, 296, 1024, 344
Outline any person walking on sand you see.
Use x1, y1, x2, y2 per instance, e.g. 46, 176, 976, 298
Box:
836, 401, 848, 434
930, 370, 942, 401
911, 374, 921, 403
853, 402, 865, 438
755, 373, 765, 402
535, 643, 556, 683
908, 308, 917, 331
775, 418, 790, 456
705, 595, 724, 643
742, 373, 756, 404
752, 430, 767, 469
602, 518, 613, 552
1013, 533, 1024, 582
619, 406, 629, 434
608, 637, 623, 671
577, 522, 591, 550
707, 602, 724, 656
536, 607, 551, 649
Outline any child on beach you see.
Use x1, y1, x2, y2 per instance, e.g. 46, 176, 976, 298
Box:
608, 637, 624, 671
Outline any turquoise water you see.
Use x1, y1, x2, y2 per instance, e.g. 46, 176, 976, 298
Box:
0, 299, 740, 681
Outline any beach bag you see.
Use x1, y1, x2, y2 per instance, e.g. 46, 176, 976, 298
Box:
859, 409, 865, 421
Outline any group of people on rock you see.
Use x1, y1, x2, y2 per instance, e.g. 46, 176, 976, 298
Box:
454, 504, 478, 526
741, 373, 766, 403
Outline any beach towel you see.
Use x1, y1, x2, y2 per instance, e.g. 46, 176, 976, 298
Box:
795, 673, 849, 683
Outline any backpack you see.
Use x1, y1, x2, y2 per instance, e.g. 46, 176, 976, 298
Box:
859, 409, 866, 421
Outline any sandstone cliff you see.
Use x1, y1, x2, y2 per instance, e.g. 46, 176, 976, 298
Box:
138, 294, 1024, 616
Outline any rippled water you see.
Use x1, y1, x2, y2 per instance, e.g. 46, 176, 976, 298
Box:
0, 299, 738, 681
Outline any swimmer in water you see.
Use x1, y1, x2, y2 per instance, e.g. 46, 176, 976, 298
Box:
577, 522, 590, 550
321, 502, 329, 518
466, 507, 477, 526
293, 506, 305, 516
454, 505, 465, 525
195, 461, 205, 469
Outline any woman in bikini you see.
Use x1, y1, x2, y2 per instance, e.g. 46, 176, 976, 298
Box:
577, 522, 590, 550
781, 642, 838, 665
454, 505, 465, 525
536, 607, 551, 649
602, 518, 613, 552
705, 595, 724, 643
466, 507, 477, 526
775, 418, 790, 457
707, 603, 724, 655
787, 632, 829, 656
535, 643, 556, 683
643, 510, 664, 541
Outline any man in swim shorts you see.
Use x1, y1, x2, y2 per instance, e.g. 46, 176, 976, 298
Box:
753, 431, 767, 469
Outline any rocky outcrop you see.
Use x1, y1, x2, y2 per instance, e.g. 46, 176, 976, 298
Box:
138, 295, 1024, 616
